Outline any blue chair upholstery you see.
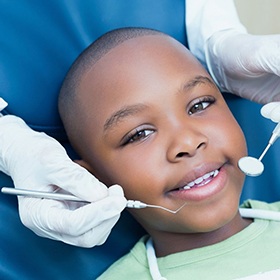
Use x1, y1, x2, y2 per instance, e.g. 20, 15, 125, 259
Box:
0, 1, 279, 279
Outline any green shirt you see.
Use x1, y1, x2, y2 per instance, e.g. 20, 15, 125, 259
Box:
98, 200, 280, 279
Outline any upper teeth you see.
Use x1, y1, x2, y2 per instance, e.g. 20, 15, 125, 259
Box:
181, 170, 219, 190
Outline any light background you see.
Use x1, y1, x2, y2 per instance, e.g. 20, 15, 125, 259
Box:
235, 0, 280, 34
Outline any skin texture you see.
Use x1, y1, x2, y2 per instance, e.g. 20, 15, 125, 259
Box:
75, 34, 251, 257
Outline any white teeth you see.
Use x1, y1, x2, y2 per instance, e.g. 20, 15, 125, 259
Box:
194, 177, 203, 184
188, 181, 195, 187
182, 169, 219, 190
203, 173, 211, 180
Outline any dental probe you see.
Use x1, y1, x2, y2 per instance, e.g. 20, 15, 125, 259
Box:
1, 187, 187, 214
126, 200, 187, 214
238, 122, 280, 176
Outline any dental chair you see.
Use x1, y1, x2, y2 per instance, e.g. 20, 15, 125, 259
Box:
0, 1, 279, 279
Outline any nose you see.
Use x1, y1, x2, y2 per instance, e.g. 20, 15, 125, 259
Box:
166, 123, 208, 162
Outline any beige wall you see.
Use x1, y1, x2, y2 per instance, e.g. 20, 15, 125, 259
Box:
235, 0, 280, 34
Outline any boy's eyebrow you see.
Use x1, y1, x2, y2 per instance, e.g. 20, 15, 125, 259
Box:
104, 76, 215, 132
183, 75, 216, 91
104, 104, 148, 132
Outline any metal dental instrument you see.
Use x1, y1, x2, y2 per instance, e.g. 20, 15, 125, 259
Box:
126, 200, 187, 214
1, 187, 187, 214
1, 187, 87, 202
238, 122, 280, 177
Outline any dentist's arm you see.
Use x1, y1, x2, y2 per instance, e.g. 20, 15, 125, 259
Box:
187, 0, 280, 104
0, 99, 126, 247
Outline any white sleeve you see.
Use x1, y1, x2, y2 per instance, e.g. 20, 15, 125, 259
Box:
186, 0, 247, 67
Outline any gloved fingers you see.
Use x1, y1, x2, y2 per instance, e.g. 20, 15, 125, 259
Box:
107, 184, 125, 196
54, 212, 121, 247
43, 157, 109, 202
29, 202, 121, 247
19, 186, 127, 247
255, 35, 280, 77
45, 185, 126, 235
261, 102, 280, 122
0, 118, 108, 202
205, 31, 280, 103
58, 186, 126, 247
16, 144, 109, 202
223, 33, 280, 77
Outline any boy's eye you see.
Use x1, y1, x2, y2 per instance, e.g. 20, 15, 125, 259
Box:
122, 128, 154, 145
188, 97, 215, 115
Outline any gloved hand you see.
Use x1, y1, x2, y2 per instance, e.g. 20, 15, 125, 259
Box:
186, 0, 280, 104
206, 30, 280, 104
0, 114, 127, 247
261, 102, 280, 122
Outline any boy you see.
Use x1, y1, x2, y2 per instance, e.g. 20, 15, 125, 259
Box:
59, 27, 280, 279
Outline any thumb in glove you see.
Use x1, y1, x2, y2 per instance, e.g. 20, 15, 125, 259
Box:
261, 102, 280, 122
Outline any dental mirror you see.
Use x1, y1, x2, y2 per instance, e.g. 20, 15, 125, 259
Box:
238, 156, 264, 177
238, 122, 280, 177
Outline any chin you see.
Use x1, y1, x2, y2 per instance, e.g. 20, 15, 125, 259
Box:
197, 208, 240, 234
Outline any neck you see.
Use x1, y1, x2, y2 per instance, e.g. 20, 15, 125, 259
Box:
149, 213, 252, 257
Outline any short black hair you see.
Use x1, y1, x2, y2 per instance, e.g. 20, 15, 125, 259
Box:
58, 27, 165, 156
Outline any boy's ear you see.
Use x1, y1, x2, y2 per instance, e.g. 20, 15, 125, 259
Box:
74, 159, 94, 174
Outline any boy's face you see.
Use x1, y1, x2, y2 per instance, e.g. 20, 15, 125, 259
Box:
78, 35, 247, 239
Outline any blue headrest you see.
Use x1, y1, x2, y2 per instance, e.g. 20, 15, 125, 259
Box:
0, 0, 187, 141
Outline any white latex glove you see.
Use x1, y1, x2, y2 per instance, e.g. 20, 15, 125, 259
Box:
206, 31, 280, 104
261, 102, 280, 122
0, 113, 127, 247
186, 0, 280, 104
187, 0, 246, 68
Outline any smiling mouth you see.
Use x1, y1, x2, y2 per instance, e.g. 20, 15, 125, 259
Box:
178, 169, 220, 190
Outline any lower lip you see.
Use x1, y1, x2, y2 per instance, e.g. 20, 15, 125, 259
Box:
168, 166, 228, 202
